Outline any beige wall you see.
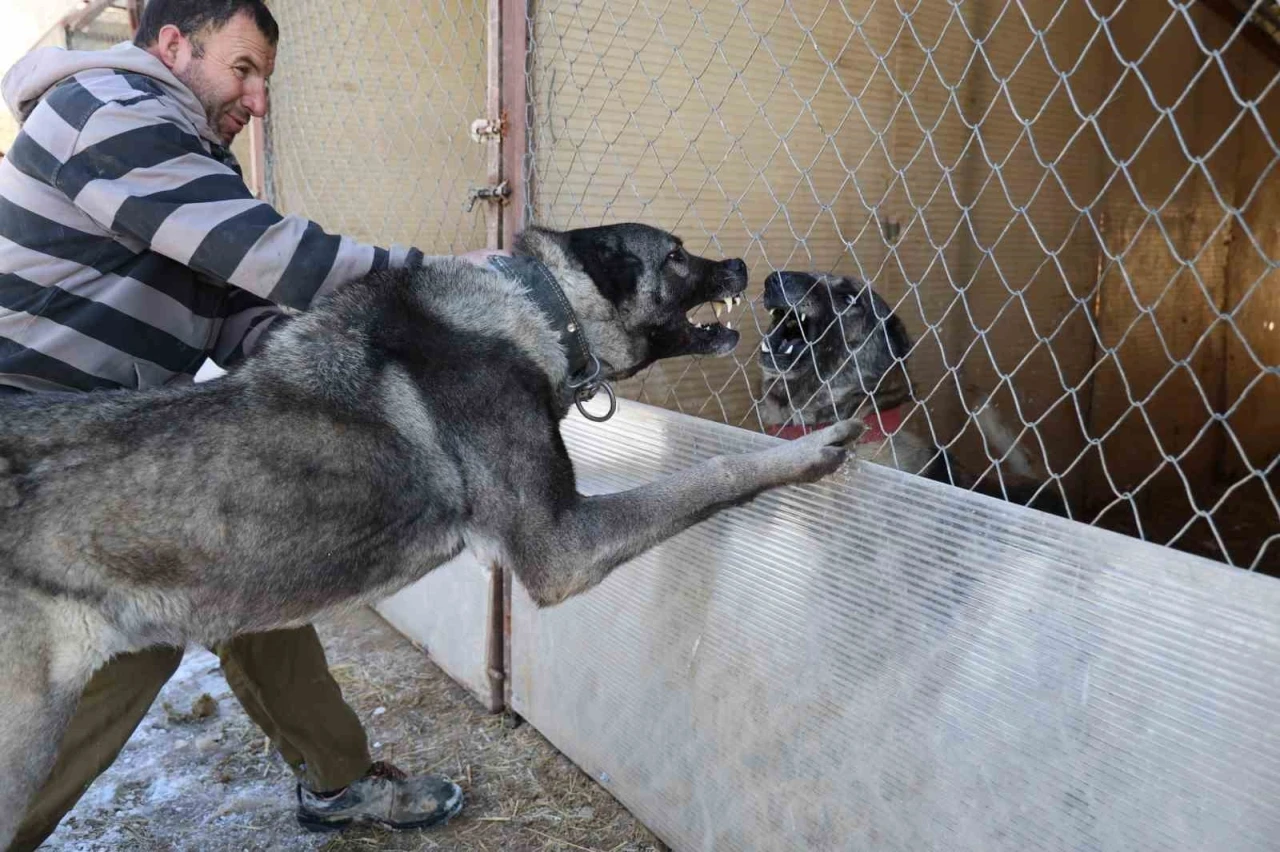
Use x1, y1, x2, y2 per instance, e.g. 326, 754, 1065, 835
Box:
1083, 1, 1279, 554
266, 0, 489, 253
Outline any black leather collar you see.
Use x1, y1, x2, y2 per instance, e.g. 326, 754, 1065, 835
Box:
487, 254, 614, 421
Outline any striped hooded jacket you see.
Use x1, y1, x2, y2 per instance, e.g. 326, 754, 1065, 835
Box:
0, 43, 423, 392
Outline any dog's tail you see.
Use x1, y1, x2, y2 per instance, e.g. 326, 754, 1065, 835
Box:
967, 395, 1068, 517
971, 395, 1040, 480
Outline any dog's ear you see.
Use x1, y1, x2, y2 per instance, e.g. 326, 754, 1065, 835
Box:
566, 230, 644, 306
884, 313, 912, 362
855, 279, 912, 361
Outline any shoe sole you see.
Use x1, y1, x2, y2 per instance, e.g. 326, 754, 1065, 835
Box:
297, 789, 465, 833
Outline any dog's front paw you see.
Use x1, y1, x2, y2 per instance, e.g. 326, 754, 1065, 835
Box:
795, 445, 849, 483
763, 417, 864, 485
791, 417, 866, 451
762, 439, 850, 486
749, 417, 864, 490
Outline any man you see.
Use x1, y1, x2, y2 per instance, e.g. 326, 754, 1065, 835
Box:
0, 1, 464, 847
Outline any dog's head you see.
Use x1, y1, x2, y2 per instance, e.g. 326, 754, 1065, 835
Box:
517, 224, 749, 380
760, 271, 913, 411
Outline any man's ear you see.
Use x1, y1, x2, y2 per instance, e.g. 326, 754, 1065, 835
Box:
152, 24, 191, 72
566, 231, 642, 306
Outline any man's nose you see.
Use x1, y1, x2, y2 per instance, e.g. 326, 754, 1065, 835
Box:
244, 86, 269, 118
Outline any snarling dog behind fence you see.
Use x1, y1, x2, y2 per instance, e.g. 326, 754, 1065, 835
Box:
758, 271, 1065, 513
0, 224, 864, 846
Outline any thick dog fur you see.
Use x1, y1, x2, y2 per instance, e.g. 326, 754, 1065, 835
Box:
0, 225, 864, 845
758, 270, 1065, 510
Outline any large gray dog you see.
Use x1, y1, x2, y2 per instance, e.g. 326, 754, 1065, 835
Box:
0, 224, 862, 845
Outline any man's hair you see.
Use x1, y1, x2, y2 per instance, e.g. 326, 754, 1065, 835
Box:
133, 0, 279, 53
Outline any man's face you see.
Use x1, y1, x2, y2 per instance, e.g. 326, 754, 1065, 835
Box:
168, 12, 276, 144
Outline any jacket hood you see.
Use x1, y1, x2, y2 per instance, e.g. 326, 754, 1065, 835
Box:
2, 42, 216, 143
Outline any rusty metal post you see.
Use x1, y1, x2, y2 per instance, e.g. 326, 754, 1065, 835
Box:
484, 0, 504, 250
246, 117, 267, 200
127, 0, 142, 33
497, 0, 530, 712
500, 0, 528, 250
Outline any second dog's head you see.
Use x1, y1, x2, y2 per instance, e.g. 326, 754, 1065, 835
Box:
760, 271, 913, 418
517, 224, 748, 381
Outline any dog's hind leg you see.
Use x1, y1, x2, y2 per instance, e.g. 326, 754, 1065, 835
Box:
0, 593, 86, 849
503, 418, 865, 606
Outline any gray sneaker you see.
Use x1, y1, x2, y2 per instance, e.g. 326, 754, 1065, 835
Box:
296, 761, 464, 832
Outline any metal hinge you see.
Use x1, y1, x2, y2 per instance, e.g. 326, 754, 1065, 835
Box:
465, 180, 510, 212
880, 216, 901, 245
470, 117, 505, 142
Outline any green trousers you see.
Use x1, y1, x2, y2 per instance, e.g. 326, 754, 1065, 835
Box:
7, 626, 372, 852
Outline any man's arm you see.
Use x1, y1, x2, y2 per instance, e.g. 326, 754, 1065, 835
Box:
209, 288, 289, 367
53, 99, 423, 310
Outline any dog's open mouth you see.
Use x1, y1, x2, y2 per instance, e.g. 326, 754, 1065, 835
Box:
760, 270, 854, 373
761, 305, 816, 373
762, 268, 847, 375
686, 293, 744, 355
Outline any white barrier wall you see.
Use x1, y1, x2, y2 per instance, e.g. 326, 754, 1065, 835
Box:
510, 400, 1280, 852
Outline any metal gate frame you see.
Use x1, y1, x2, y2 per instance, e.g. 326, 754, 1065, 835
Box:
372, 0, 529, 713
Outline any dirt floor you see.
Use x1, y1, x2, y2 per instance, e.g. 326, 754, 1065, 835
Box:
43, 607, 667, 852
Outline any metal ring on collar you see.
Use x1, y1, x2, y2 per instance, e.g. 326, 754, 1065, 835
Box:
575, 381, 617, 422
567, 353, 603, 391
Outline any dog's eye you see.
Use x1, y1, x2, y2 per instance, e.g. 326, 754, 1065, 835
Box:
666, 248, 686, 265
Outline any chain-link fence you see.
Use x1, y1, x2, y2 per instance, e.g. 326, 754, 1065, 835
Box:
522, 0, 1279, 570
266, 0, 489, 254
264, 0, 1277, 571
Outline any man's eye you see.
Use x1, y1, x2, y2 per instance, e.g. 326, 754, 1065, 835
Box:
234, 66, 249, 78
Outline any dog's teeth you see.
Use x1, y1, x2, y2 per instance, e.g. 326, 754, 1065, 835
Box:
732, 296, 742, 307
712, 303, 722, 318
801, 312, 807, 321
723, 298, 733, 312
726, 321, 733, 331
761, 341, 770, 352
785, 344, 795, 354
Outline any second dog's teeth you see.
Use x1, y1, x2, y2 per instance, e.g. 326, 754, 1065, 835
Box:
801, 312, 807, 321
761, 341, 770, 352
785, 344, 795, 355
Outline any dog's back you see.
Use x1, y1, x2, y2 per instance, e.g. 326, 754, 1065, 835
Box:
0, 260, 563, 644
